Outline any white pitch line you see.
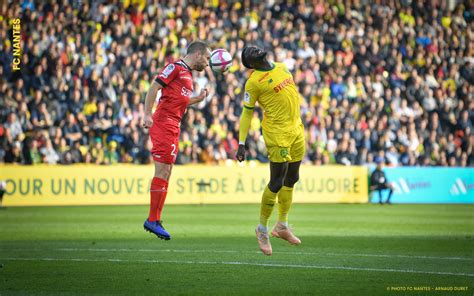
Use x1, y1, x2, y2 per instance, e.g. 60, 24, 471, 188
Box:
1, 257, 473, 277
325, 252, 474, 261
2, 248, 473, 261
54, 248, 474, 261
56, 248, 244, 254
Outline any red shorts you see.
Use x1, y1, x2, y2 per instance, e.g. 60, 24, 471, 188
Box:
149, 122, 180, 164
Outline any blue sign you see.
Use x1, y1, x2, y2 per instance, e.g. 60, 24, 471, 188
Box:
369, 167, 474, 204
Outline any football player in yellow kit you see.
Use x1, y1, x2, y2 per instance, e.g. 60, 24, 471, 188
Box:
236, 46, 305, 256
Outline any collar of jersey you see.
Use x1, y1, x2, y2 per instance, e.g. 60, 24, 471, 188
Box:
178, 59, 192, 71
254, 62, 275, 72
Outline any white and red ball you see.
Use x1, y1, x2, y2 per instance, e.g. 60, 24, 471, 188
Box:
210, 49, 232, 73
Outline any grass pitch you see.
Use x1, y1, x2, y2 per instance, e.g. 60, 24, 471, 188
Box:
0, 204, 473, 295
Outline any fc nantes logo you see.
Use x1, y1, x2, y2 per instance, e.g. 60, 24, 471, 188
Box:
280, 148, 289, 158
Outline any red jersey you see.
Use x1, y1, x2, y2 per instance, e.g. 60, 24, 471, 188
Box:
154, 60, 194, 127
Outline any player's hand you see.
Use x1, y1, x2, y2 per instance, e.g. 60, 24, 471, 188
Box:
196, 88, 208, 102
236, 144, 246, 162
188, 89, 209, 106
142, 113, 153, 129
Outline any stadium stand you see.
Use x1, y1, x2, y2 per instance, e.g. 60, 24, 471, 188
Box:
0, 0, 472, 166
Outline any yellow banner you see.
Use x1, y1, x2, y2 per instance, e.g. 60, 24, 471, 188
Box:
1, 164, 368, 206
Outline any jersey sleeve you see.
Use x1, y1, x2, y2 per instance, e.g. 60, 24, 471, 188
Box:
155, 63, 179, 87
243, 79, 259, 109
239, 79, 259, 144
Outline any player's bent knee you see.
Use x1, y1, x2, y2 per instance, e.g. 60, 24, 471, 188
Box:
268, 178, 284, 193
284, 174, 299, 187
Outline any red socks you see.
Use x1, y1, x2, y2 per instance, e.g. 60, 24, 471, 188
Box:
148, 177, 169, 222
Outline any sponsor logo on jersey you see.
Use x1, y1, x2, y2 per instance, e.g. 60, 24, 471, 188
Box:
244, 92, 250, 103
274, 77, 294, 93
159, 64, 175, 79
181, 87, 193, 97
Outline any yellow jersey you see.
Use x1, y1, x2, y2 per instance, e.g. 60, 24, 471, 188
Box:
243, 62, 302, 135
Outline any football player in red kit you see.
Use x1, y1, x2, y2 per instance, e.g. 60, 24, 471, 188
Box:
142, 41, 211, 240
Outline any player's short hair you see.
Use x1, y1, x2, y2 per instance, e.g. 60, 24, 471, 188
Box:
186, 41, 209, 55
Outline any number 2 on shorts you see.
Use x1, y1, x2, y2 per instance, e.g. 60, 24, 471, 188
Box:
171, 144, 177, 157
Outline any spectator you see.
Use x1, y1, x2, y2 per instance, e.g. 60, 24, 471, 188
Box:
4, 113, 23, 141
370, 157, 395, 204
31, 102, 53, 130
69, 141, 84, 163
104, 141, 120, 164
62, 113, 82, 146
24, 139, 42, 165
4, 141, 25, 164
90, 138, 105, 165
40, 139, 60, 164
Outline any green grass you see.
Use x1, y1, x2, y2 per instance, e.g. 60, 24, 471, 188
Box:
0, 204, 473, 295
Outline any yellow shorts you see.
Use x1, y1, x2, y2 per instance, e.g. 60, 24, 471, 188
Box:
263, 123, 305, 163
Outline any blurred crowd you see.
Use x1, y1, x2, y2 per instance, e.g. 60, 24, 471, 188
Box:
0, 0, 472, 167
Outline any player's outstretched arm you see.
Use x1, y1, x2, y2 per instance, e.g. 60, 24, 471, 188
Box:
236, 106, 253, 162
142, 81, 163, 129
188, 89, 208, 106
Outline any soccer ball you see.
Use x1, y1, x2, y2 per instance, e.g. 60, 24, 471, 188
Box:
209, 49, 232, 73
